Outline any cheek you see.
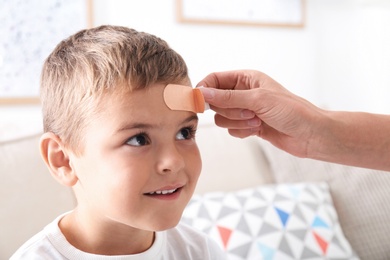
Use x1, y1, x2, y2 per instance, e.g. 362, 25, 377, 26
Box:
104, 157, 150, 190
92, 162, 150, 217
186, 146, 202, 180
83, 155, 150, 200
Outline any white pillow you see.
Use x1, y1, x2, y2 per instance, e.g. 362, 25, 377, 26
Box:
182, 182, 358, 260
260, 140, 390, 259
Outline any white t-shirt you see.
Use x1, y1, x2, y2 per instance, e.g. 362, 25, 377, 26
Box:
11, 214, 226, 260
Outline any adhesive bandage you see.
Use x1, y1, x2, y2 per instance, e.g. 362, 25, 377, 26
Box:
163, 84, 209, 113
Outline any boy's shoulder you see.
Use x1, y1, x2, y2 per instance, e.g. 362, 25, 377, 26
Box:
10, 214, 66, 260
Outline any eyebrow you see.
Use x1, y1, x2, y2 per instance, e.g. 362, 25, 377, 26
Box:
115, 115, 199, 134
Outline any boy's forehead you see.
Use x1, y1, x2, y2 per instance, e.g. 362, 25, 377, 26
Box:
97, 84, 194, 115
94, 85, 199, 131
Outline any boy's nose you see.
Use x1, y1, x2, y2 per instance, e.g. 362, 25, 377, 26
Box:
156, 143, 185, 175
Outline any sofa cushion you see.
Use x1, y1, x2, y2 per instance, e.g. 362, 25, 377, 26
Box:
261, 140, 390, 260
0, 134, 75, 259
182, 182, 357, 259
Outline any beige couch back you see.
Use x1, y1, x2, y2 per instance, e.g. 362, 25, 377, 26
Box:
195, 124, 274, 194
0, 135, 75, 259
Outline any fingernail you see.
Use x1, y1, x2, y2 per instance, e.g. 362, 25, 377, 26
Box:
248, 117, 261, 127
199, 87, 215, 100
250, 127, 260, 135
241, 110, 255, 118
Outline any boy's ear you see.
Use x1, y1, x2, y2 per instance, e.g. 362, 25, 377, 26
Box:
40, 132, 78, 187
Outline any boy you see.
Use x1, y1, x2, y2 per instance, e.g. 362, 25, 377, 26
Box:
11, 25, 225, 259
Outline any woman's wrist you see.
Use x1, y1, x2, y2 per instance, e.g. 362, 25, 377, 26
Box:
308, 110, 390, 170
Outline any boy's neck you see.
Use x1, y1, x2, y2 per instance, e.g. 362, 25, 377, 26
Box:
58, 210, 155, 255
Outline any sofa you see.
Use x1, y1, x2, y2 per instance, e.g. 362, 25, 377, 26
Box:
1, 122, 390, 259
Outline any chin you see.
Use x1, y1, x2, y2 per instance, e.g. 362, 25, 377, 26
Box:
151, 214, 182, 231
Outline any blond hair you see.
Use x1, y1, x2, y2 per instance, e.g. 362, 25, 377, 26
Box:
40, 25, 189, 154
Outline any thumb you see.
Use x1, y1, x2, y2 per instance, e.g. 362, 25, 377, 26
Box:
199, 87, 257, 110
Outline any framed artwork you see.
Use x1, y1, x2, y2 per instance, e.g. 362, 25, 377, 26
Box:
0, 0, 93, 104
176, 0, 305, 28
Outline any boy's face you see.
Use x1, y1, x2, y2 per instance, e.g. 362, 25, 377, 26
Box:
69, 83, 201, 231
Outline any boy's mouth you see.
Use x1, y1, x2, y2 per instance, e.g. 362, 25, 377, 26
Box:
146, 188, 178, 195
144, 186, 183, 198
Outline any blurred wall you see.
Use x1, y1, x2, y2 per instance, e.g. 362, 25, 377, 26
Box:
1, 0, 390, 129
93, 0, 390, 115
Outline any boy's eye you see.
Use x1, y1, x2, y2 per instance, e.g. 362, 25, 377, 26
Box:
126, 134, 150, 146
176, 127, 196, 140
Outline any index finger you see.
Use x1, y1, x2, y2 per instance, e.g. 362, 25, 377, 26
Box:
199, 87, 260, 111
197, 70, 256, 91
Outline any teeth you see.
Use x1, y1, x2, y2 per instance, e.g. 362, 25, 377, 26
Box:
148, 188, 177, 195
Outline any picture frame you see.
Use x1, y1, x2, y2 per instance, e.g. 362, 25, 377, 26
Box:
176, 0, 305, 28
0, 0, 94, 105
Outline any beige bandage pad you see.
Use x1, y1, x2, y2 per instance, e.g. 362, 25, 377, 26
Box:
163, 84, 207, 113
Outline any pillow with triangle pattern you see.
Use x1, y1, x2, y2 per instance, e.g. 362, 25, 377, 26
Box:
181, 182, 359, 260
